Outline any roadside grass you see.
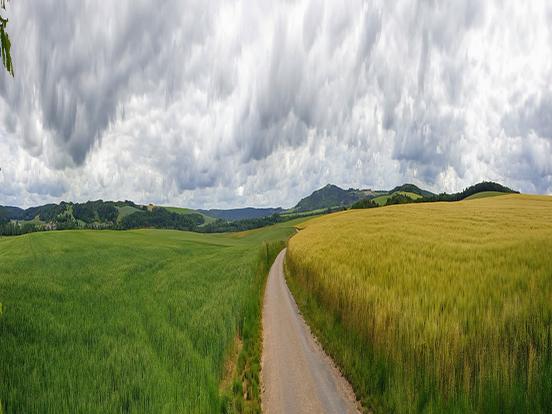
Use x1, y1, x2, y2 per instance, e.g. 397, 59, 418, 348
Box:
0, 220, 299, 413
286, 194, 552, 413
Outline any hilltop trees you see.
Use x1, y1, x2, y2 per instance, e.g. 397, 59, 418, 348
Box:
71, 201, 119, 224
421, 181, 518, 203
120, 207, 204, 231
351, 199, 378, 209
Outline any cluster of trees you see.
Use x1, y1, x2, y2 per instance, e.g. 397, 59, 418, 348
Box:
0, 200, 141, 237
351, 199, 378, 209
419, 181, 518, 202
73, 201, 118, 223
6, 203, 68, 222
0, 218, 81, 236
385, 193, 415, 205
120, 208, 204, 231
352, 193, 415, 210
0, 221, 37, 236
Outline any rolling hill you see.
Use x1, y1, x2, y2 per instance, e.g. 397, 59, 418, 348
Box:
464, 191, 509, 200
164, 206, 217, 225
293, 184, 376, 212
388, 183, 435, 198
197, 207, 283, 221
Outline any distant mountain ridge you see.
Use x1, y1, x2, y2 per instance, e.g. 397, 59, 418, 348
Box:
293, 184, 374, 212
291, 183, 434, 212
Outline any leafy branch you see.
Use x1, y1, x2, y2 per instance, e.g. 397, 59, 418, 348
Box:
0, 0, 13, 76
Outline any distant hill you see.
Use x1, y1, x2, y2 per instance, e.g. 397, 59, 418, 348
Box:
464, 191, 509, 200
427, 181, 519, 202
388, 183, 434, 198
197, 207, 284, 221
456, 181, 518, 200
1, 200, 144, 228
164, 206, 217, 225
293, 184, 367, 212
352, 181, 517, 208
293, 183, 433, 212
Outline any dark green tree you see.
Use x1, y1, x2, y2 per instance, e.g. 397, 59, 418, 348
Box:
0, 0, 13, 76
351, 198, 379, 209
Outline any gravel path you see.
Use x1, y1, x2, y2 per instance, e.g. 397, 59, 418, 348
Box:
261, 249, 360, 414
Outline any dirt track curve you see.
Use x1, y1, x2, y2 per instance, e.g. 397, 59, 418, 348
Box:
261, 249, 360, 414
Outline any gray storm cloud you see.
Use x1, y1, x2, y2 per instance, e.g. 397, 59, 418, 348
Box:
0, 0, 551, 208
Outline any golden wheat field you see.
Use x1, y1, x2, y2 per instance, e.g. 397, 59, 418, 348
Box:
286, 194, 552, 413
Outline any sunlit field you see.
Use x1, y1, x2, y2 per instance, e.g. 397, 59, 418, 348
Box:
286, 195, 552, 413
0, 221, 300, 413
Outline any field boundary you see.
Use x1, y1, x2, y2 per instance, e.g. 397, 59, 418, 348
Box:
219, 240, 286, 413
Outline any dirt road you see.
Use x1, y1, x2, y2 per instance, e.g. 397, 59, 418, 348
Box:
261, 249, 360, 414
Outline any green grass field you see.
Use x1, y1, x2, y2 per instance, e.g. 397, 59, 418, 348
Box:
372, 191, 422, 206
286, 195, 552, 413
0, 220, 303, 413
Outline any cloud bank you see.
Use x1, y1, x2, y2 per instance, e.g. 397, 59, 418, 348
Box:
0, 0, 551, 208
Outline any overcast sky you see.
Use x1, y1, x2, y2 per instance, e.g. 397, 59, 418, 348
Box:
0, 1, 551, 209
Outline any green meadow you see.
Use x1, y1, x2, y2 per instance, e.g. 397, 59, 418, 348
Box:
0, 221, 300, 413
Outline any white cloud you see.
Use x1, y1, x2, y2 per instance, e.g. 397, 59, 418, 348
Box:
0, 0, 551, 208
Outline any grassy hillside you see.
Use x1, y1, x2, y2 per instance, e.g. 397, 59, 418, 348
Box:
371, 191, 421, 206
388, 183, 434, 197
0, 220, 303, 413
116, 205, 142, 222
286, 195, 552, 413
464, 191, 509, 200
164, 206, 217, 225
294, 184, 364, 211
197, 208, 283, 221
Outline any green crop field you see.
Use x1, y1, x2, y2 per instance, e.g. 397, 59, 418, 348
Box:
286, 195, 552, 413
0, 220, 303, 413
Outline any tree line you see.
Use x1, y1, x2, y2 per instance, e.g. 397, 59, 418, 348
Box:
351, 181, 518, 210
